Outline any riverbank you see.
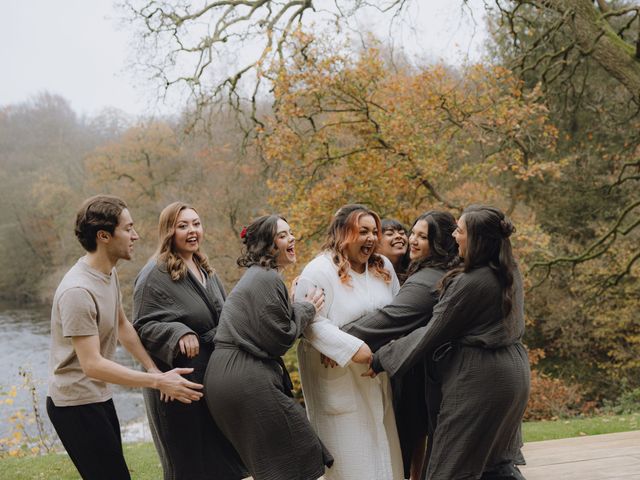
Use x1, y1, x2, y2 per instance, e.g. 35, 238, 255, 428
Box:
0, 304, 147, 442
2, 414, 639, 479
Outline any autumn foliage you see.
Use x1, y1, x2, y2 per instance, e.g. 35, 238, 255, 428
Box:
1, 25, 638, 420
260, 34, 558, 270
257, 32, 639, 412
525, 349, 591, 421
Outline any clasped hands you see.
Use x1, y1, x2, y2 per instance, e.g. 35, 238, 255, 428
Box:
320, 343, 377, 378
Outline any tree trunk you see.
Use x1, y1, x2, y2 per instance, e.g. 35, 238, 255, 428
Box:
548, 0, 640, 103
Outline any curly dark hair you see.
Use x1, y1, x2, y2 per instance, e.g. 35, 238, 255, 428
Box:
237, 214, 286, 270
75, 195, 128, 252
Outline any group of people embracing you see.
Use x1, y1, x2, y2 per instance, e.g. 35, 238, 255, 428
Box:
46, 195, 530, 480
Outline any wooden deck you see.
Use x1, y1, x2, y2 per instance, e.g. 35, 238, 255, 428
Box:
520, 430, 640, 479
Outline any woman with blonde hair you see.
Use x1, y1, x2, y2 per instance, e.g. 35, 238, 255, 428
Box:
295, 204, 404, 480
133, 202, 246, 480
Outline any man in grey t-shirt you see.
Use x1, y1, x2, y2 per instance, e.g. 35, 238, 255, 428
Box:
47, 195, 204, 480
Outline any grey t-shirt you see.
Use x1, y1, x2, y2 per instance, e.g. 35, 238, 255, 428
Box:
47, 257, 121, 406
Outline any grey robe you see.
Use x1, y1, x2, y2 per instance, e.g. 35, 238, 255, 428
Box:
342, 266, 445, 478
132, 260, 247, 480
373, 266, 530, 480
204, 265, 333, 480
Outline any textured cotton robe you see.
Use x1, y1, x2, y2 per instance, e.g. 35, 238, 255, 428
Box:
296, 253, 404, 480
133, 260, 247, 480
205, 265, 333, 480
374, 266, 531, 480
342, 266, 446, 478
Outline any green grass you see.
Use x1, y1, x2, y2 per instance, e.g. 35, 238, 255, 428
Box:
2, 414, 639, 479
522, 412, 640, 442
0, 442, 161, 480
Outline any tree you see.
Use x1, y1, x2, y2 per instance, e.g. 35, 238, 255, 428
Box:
492, 0, 640, 103
488, 1, 640, 397
0, 94, 102, 301
123, 0, 640, 398
124, 0, 639, 277
124, 1, 456, 123
260, 34, 557, 266
84, 112, 270, 290
488, 1, 639, 282
86, 122, 184, 203
124, 1, 639, 111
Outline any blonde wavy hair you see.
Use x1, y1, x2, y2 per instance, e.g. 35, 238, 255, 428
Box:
322, 204, 391, 286
155, 202, 213, 281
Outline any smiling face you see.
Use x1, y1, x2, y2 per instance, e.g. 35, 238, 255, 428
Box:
274, 218, 296, 269
453, 215, 467, 258
172, 208, 203, 260
344, 214, 378, 273
409, 219, 430, 261
378, 227, 408, 263
105, 208, 139, 262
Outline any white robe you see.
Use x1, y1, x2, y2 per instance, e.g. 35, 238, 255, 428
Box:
296, 253, 404, 480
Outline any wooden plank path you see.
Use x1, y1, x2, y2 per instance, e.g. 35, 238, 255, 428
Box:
520, 430, 640, 480
243, 430, 640, 480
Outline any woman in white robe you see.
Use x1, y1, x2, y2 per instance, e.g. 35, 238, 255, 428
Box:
296, 204, 404, 480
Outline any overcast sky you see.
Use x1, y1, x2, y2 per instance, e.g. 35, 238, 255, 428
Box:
2, 0, 488, 117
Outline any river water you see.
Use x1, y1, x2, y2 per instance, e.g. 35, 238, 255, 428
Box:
0, 302, 150, 444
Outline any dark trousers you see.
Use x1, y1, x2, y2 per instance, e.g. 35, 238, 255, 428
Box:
46, 397, 131, 480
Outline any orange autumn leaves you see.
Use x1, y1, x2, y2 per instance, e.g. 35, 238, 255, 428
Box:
260, 34, 559, 267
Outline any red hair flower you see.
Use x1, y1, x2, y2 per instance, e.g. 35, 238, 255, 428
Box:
240, 226, 247, 239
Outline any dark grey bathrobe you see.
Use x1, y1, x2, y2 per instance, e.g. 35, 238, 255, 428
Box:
204, 265, 333, 480
132, 259, 247, 480
342, 266, 445, 478
372, 266, 530, 480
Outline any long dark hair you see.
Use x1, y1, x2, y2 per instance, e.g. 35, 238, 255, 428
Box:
406, 210, 459, 277
237, 214, 285, 270
322, 204, 391, 285
441, 205, 517, 316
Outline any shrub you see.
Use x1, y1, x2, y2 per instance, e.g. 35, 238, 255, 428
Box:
0, 367, 54, 458
602, 386, 640, 415
525, 349, 594, 421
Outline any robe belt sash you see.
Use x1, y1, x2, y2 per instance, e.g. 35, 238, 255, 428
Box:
214, 344, 294, 398
432, 340, 526, 362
